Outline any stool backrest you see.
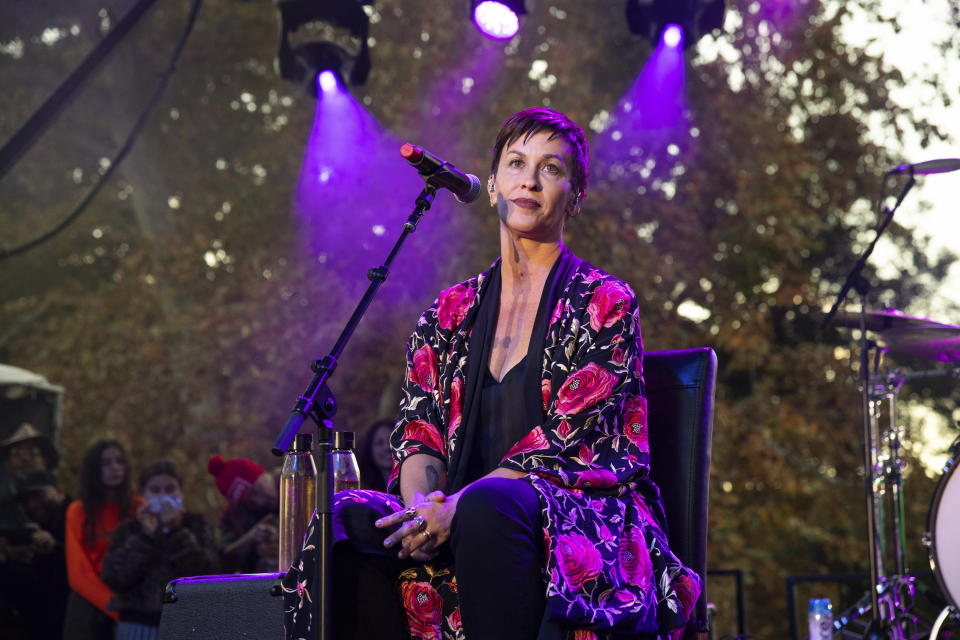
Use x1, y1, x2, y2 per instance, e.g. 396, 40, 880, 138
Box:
644, 347, 717, 638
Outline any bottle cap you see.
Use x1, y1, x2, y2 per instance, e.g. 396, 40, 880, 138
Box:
333, 430, 355, 450
808, 598, 832, 616
293, 432, 313, 452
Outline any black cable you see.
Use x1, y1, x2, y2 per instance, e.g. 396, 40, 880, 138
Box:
0, 0, 205, 263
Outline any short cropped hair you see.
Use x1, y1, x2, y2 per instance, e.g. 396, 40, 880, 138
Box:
490, 107, 589, 199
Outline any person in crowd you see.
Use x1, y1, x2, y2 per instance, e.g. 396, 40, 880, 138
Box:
0, 469, 70, 639
207, 455, 279, 573
101, 460, 219, 640
0, 423, 60, 530
357, 419, 395, 492
1, 423, 59, 477
283, 108, 702, 640
64, 439, 142, 640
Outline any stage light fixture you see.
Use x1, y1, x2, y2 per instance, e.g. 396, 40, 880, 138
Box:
471, 0, 528, 40
662, 23, 683, 47
275, 0, 373, 96
625, 0, 724, 48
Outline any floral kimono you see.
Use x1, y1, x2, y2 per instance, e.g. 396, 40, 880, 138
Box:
386, 247, 701, 640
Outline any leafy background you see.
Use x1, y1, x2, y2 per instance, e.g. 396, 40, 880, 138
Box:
2, 1, 959, 636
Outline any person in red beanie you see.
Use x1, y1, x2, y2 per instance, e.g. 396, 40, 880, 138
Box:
206, 455, 279, 573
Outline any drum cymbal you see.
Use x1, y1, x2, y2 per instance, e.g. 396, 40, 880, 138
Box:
877, 326, 960, 362
827, 308, 948, 332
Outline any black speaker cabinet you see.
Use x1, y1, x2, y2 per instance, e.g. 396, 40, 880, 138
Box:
157, 573, 285, 640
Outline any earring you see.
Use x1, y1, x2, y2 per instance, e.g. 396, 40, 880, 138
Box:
488, 177, 495, 192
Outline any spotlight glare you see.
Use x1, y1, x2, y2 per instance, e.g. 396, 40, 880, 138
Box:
663, 24, 684, 47
318, 70, 338, 93
473, 1, 520, 40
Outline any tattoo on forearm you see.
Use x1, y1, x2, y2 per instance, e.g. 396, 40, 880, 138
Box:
425, 465, 440, 491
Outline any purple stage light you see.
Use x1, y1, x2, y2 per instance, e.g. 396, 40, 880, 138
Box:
662, 24, 684, 48
317, 70, 338, 94
473, 1, 520, 40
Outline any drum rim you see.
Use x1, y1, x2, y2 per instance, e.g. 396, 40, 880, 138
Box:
927, 453, 960, 611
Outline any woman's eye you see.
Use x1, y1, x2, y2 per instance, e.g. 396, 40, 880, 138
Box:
509, 158, 523, 168
543, 164, 560, 175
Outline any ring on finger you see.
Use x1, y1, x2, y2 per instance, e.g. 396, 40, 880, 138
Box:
403, 507, 417, 521
422, 529, 434, 541
412, 514, 427, 532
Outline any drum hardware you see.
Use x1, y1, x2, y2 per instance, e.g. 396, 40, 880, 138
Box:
827, 319, 960, 640
828, 308, 950, 333
877, 326, 960, 364
921, 435, 960, 640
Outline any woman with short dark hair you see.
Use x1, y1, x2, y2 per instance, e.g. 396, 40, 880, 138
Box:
284, 108, 700, 640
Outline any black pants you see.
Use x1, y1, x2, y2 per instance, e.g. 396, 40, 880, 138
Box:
328, 477, 548, 640
62, 591, 114, 640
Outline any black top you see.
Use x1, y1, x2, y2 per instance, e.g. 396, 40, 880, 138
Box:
470, 356, 529, 477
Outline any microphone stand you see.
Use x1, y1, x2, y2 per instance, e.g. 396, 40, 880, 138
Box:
272, 183, 439, 640
821, 169, 915, 638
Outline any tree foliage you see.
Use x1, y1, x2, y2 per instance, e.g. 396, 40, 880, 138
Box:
1, 1, 957, 636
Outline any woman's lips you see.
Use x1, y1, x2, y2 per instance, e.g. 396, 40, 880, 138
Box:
512, 198, 540, 209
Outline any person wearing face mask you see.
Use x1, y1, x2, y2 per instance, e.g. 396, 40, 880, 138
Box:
283, 108, 701, 640
64, 439, 143, 640
100, 460, 218, 640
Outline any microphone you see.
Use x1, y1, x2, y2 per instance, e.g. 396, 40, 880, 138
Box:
889, 158, 960, 175
400, 143, 482, 204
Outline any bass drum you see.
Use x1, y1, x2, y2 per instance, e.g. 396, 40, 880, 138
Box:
928, 436, 960, 611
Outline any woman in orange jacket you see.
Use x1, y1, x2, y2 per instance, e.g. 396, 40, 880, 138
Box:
63, 439, 142, 640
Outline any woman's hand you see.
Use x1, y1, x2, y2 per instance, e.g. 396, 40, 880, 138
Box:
376, 490, 457, 561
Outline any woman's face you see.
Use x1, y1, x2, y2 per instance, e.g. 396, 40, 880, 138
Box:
489, 131, 578, 243
100, 446, 126, 488
371, 426, 393, 471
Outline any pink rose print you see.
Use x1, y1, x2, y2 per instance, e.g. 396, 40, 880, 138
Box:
556, 533, 603, 590
541, 379, 551, 412
622, 395, 649, 452
436, 284, 476, 331
612, 347, 626, 366
409, 345, 439, 393
446, 608, 462, 632
586, 280, 631, 332
584, 269, 604, 283
573, 468, 617, 489
402, 420, 445, 456
555, 420, 573, 440
674, 572, 702, 618
555, 363, 618, 415
504, 426, 550, 458
618, 527, 653, 590
448, 377, 464, 438
576, 444, 595, 466
550, 299, 566, 326
400, 581, 444, 640
574, 631, 598, 640
598, 523, 614, 544
632, 493, 657, 527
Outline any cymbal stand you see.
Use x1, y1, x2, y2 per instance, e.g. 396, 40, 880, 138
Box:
821, 170, 917, 639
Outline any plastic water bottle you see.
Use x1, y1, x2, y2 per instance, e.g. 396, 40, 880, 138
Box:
278, 433, 317, 572
808, 598, 833, 640
332, 430, 360, 492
